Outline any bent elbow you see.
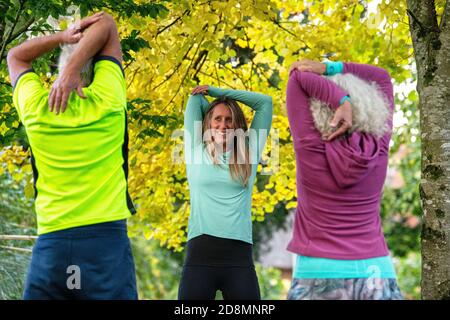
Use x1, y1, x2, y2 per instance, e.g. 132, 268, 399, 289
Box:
265, 95, 273, 107
6, 47, 18, 67
380, 67, 392, 82
101, 12, 117, 28
288, 68, 303, 86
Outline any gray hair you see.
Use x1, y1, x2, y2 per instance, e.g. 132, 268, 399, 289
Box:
58, 43, 94, 86
309, 73, 391, 138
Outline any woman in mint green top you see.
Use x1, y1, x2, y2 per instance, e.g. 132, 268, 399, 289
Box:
178, 85, 272, 300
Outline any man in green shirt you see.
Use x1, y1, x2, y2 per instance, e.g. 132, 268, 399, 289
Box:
7, 12, 137, 299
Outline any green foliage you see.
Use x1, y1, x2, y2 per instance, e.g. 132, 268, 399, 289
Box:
0, 248, 31, 300
127, 98, 178, 139
381, 87, 421, 257
0, 151, 36, 300
132, 236, 184, 300
11, 0, 168, 22
252, 202, 290, 261
121, 30, 150, 63
255, 264, 284, 300
0, 0, 168, 147
394, 252, 421, 300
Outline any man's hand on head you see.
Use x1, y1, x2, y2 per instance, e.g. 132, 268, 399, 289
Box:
60, 12, 104, 44
48, 66, 86, 114
48, 12, 104, 114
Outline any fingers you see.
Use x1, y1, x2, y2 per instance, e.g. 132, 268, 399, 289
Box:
60, 91, 70, 113
49, 84, 82, 114
73, 21, 81, 32
329, 119, 339, 128
326, 121, 351, 141
289, 62, 298, 75
289, 61, 315, 75
329, 111, 345, 128
77, 85, 86, 99
79, 12, 104, 29
191, 85, 208, 95
48, 88, 54, 112
72, 32, 82, 42
298, 65, 312, 72
54, 88, 63, 115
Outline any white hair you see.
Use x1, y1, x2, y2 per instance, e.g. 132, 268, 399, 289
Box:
309, 73, 391, 138
58, 44, 93, 86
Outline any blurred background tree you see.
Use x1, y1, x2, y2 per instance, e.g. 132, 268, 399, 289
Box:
1, 0, 424, 299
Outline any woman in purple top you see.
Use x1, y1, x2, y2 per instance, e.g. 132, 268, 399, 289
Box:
285, 59, 403, 300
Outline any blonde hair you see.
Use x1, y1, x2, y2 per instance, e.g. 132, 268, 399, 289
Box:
309, 73, 391, 138
58, 44, 93, 86
203, 98, 252, 186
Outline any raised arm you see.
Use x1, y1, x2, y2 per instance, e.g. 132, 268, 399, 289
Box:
6, 13, 103, 87
49, 12, 123, 114
288, 59, 353, 140
290, 70, 351, 109
342, 62, 394, 109
184, 91, 210, 164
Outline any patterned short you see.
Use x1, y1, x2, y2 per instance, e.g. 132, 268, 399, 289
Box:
287, 278, 404, 300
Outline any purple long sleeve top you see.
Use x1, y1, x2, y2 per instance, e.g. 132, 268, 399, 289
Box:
286, 63, 394, 259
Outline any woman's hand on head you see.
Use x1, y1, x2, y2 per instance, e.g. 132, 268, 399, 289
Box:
191, 85, 208, 95
289, 59, 326, 75
323, 100, 353, 141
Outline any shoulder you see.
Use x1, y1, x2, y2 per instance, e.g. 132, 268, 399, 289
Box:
13, 70, 47, 107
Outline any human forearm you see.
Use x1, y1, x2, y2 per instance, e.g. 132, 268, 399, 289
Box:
7, 32, 67, 86
8, 33, 64, 65
208, 86, 272, 112
343, 62, 393, 107
184, 93, 209, 154
63, 14, 116, 74
290, 70, 349, 109
327, 60, 393, 98
7, 12, 103, 87
342, 62, 391, 84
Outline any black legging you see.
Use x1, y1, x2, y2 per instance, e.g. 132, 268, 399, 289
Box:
178, 265, 260, 300
178, 234, 261, 300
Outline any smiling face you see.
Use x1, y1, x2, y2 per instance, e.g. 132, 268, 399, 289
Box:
210, 103, 235, 148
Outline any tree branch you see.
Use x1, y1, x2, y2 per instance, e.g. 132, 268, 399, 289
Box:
0, 0, 23, 62
7, 17, 35, 44
406, 9, 429, 34
127, 66, 141, 90
156, 10, 190, 37
270, 17, 310, 50
198, 70, 236, 89
192, 49, 208, 81
0, 80, 12, 87
219, 63, 249, 90
150, 41, 195, 91
159, 34, 206, 114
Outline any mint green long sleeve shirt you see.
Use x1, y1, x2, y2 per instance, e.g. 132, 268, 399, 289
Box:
184, 86, 273, 244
